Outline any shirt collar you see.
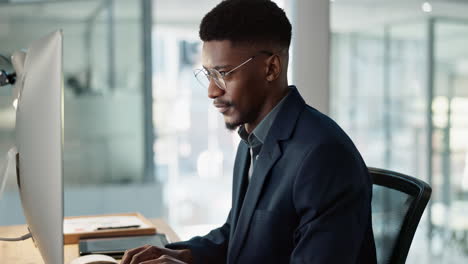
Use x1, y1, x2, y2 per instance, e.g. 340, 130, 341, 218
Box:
238, 88, 291, 147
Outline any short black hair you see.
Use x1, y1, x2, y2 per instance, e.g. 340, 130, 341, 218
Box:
199, 0, 292, 49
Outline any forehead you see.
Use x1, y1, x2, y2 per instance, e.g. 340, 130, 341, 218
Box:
201, 40, 251, 68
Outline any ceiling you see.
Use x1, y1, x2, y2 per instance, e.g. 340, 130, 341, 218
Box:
1, 0, 468, 27
0, 0, 221, 24
1, 0, 468, 63
331, 0, 468, 32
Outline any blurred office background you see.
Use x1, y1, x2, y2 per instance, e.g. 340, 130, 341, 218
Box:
331, 1, 468, 263
0, 0, 467, 263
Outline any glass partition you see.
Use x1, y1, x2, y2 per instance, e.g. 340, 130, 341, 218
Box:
0, 0, 161, 225
0, 0, 147, 185
331, 29, 385, 167
331, 21, 430, 263
431, 19, 468, 260
331, 2, 468, 262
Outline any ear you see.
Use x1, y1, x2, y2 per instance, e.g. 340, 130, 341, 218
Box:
265, 54, 282, 82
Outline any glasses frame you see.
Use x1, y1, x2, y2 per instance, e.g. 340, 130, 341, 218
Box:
194, 50, 274, 90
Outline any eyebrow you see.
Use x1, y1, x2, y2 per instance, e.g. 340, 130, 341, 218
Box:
203, 65, 232, 71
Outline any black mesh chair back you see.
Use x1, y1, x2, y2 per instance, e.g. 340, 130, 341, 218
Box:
369, 167, 432, 264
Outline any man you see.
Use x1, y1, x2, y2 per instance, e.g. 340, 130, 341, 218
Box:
122, 0, 376, 263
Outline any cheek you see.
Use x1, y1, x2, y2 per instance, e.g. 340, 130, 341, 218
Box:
230, 73, 264, 99
228, 80, 253, 108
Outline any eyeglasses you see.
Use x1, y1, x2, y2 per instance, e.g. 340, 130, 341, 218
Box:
194, 50, 273, 90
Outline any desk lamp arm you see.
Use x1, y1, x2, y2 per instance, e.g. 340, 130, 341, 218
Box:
0, 70, 16, 87
0, 232, 32, 241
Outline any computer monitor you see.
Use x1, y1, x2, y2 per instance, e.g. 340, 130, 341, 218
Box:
13, 30, 64, 264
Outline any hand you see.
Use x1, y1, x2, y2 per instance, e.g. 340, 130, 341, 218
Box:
120, 245, 193, 264
136, 255, 187, 264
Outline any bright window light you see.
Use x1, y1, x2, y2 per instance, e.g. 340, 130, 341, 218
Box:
272, 0, 285, 9
12, 98, 18, 109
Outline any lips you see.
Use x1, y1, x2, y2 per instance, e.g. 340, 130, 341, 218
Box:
213, 102, 231, 113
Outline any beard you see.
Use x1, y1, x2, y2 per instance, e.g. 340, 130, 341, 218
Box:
218, 97, 261, 132
225, 121, 240, 131
223, 107, 258, 132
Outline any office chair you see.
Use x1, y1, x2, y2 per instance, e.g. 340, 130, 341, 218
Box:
369, 167, 432, 264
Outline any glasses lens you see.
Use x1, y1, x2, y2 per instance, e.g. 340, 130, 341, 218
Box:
194, 68, 226, 90
194, 69, 210, 89
212, 70, 226, 90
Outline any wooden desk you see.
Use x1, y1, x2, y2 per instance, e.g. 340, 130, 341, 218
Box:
0, 218, 180, 264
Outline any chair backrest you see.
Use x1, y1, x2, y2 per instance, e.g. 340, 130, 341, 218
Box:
369, 167, 432, 264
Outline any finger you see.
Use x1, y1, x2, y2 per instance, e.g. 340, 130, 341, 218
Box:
141, 254, 186, 264
120, 244, 151, 264
156, 254, 186, 264
140, 260, 158, 264
130, 246, 166, 264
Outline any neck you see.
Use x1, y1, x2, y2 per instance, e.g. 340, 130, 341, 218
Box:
244, 86, 289, 134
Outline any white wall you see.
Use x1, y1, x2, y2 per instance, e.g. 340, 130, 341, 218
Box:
290, 0, 330, 114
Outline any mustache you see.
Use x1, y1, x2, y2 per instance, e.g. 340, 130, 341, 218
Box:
213, 99, 233, 107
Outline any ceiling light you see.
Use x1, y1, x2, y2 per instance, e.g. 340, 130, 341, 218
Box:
422, 2, 432, 13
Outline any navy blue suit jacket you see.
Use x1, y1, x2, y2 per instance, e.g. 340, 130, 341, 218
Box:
167, 87, 377, 264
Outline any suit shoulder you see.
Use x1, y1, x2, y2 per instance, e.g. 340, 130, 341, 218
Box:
292, 105, 356, 150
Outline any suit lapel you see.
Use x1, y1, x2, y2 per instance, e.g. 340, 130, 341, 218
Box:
228, 140, 282, 262
231, 142, 249, 236
227, 87, 306, 263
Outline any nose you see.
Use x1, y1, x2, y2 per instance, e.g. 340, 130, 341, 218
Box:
207, 79, 224, 99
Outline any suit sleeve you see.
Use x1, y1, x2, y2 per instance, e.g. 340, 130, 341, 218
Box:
290, 143, 373, 264
165, 211, 231, 264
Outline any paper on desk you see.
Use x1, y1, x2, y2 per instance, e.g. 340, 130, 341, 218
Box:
63, 215, 150, 234
0, 147, 18, 201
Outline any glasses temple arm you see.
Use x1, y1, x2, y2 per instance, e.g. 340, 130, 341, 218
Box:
225, 57, 254, 75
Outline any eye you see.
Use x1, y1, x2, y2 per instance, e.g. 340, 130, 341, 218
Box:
204, 70, 214, 77
219, 71, 227, 76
